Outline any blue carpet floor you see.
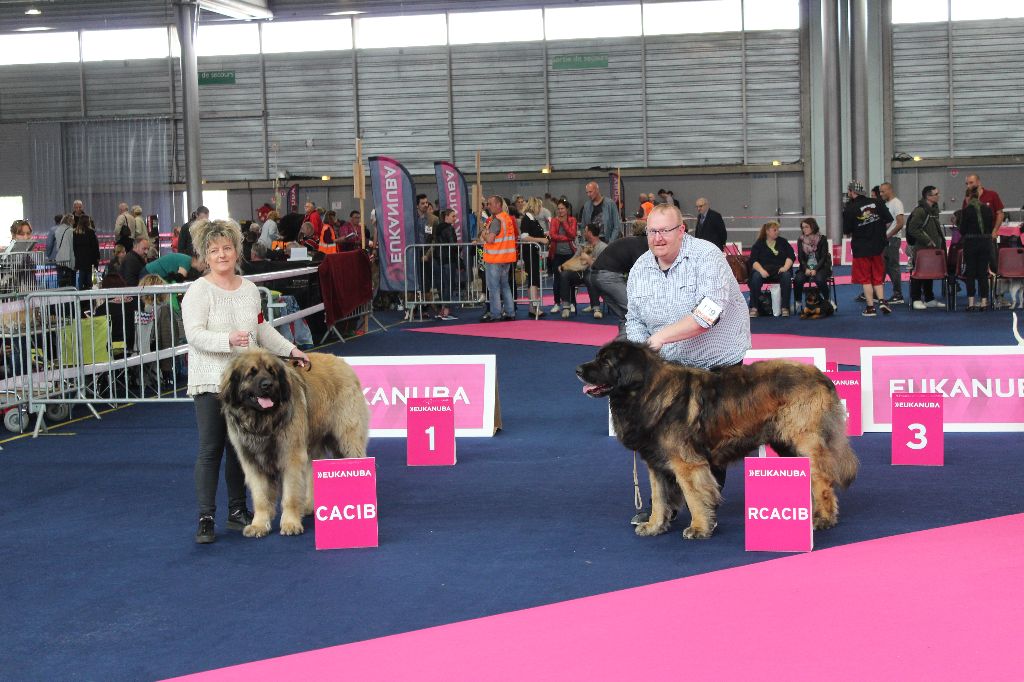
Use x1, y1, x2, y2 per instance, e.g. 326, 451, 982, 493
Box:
1, 281, 1022, 680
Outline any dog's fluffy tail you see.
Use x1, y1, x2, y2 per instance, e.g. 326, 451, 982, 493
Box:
1014, 312, 1024, 345
824, 400, 859, 489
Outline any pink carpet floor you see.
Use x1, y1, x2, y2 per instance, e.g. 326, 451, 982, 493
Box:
169, 513, 1024, 681
410, 321, 931, 366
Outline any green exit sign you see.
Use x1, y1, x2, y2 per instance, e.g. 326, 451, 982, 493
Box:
552, 54, 609, 70
198, 70, 236, 85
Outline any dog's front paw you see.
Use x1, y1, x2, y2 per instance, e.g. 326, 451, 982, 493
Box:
634, 520, 670, 537
243, 522, 271, 538
279, 519, 305, 536
682, 524, 716, 540
813, 515, 838, 531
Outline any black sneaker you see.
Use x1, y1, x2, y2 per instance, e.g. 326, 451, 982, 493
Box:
500, 312, 515, 321
855, 293, 866, 302
878, 300, 893, 314
862, 305, 877, 317
479, 313, 494, 323
889, 295, 906, 305
195, 515, 215, 544
226, 507, 253, 531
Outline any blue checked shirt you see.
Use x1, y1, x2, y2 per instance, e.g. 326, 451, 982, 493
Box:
626, 233, 751, 369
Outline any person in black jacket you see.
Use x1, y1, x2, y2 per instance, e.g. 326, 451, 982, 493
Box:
72, 213, 100, 290
842, 180, 893, 317
959, 186, 995, 311
694, 197, 728, 251
589, 220, 649, 332
792, 217, 832, 309
747, 221, 796, 317
122, 238, 150, 286
176, 205, 208, 257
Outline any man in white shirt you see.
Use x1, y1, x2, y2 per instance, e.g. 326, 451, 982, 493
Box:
879, 182, 906, 304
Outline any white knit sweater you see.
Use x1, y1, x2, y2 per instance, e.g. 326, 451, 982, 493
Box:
181, 276, 295, 396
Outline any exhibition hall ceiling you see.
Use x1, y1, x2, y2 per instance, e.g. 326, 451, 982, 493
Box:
0, 0, 642, 33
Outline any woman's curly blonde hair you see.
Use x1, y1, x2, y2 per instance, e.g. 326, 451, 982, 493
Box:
192, 218, 243, 272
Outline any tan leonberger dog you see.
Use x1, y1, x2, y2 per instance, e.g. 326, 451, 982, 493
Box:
577, 340, 858, 540
220, 349, 369, 538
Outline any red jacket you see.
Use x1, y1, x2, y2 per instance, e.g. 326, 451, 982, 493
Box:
305, 209, 324, 241
547, 217, 577, 259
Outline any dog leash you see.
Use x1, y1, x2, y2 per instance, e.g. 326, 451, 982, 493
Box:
632, 451, 643, 511
280, 355, 312, 371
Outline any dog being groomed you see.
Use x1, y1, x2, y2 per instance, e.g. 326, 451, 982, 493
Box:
220, 348, 370, 538
577, 340, 859, 540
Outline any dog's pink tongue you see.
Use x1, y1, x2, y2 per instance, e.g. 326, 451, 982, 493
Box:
257, 397, 275, 409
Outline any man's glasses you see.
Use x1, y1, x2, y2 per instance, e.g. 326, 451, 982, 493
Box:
647, 224, 682, 238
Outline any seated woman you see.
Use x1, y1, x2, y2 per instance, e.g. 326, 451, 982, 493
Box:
792, 217, 832, 310
747, 220, 795, 317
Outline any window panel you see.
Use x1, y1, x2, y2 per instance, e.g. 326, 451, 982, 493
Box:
643, 1, 741, 35
182, 190, 230, 221
194, 23, 260, 57
0, 197, 25, 246
744, 0, 800, 31
261, 19, 352, 53
892, 0, 949, 24
0, 32, 79, 65
355, 14, 447, 49
951, 0, 1024, 21
449, 9, 543, 45
82, 28, 170, 62
544, 4, 642, 40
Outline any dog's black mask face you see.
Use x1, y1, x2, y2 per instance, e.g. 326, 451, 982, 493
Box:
805, 289, 822, 306
224, 354, 291, 411
576, 340, 650, 397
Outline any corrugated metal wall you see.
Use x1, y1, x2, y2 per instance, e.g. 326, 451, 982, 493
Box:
892, 18, 1024, 158
357, 46, 451, 175
547, 39, 645, 168
451, 41, 547, 173
0, 26, 804, 184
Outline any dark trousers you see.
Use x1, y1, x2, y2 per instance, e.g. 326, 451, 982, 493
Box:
75, 268, 93, 290
910, 278, 936, 302
558, 269, 598, 309
550, 253, 573, 304
962, 239, 990, 299
792, 269, 829, 304
194, 392, 247, 517
883, 236, 903, 298
748, 269, 792, 311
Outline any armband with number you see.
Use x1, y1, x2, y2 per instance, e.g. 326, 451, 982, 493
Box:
692, 296, 723, 327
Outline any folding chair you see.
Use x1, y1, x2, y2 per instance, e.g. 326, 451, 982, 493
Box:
908, 248, 953, 312
993, 247, 1024, 308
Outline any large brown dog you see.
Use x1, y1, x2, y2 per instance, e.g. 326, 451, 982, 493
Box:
577, 341, 858, 540
220, 349, 369, 538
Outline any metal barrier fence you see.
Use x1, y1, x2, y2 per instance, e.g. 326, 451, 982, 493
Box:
16, 266, 369, 437
402, 242, 547, 320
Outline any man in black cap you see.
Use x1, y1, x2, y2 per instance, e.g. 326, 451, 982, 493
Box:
843, 180, 893, 317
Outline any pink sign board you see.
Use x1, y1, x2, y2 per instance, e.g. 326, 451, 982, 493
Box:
407, 397, 457, 466
891, 393, 944, 466
825, 362, 839, 373
758, 444, 780, 457
830, 371, 862, 437
344, 355, 497, 437
745, 457, 813, 552
313, 458, 379, 550
860, 346, 1024, 431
